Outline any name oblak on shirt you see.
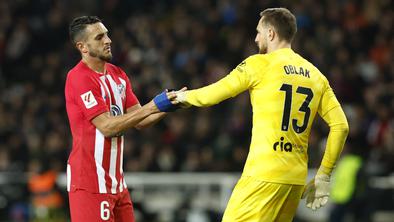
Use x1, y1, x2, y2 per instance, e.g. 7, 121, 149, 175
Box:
284, 65, 310, 78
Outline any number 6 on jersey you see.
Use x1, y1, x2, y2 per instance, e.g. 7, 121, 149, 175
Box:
101, 200, 110, 221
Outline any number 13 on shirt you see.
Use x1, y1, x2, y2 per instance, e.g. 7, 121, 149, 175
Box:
279, 84, 313, 134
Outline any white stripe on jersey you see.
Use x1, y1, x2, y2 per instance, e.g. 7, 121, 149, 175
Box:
118, 77, 127, 190
119, 136, 124, 192
67, 164, 71, 191
109, 137, 118, 194
106, 75, 124, 111
119, 178, 123, 192
99, 75, 113, 105
98, 81, 106, 100
95, 129, 107, 193
123, 176, 127, 188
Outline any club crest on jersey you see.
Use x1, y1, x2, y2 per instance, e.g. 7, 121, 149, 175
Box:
110, 104, 123, 116
117, 83, 126, 100
80, 91, 98, 109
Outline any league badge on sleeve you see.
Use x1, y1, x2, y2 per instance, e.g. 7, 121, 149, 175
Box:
81, 90, 98, 109
236, 60, 246, 72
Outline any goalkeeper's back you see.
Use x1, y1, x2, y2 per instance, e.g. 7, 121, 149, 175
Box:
241, 48, 343, 185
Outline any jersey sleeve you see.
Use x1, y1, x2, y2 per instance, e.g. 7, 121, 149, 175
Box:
121, 70, 139, 109
185, 55, 262, 107
317, 79, 341, 116
317, 79, 349, 176
319, 105, 349, 175
70, 73, 109, 121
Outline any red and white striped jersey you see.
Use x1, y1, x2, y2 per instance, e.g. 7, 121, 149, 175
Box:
65, 61, 139, 194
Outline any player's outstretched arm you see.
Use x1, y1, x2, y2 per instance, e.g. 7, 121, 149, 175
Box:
302, 105, 349, 210
175, 56, 260, 107
92, 91, 178, 137
174, 69, 252, 107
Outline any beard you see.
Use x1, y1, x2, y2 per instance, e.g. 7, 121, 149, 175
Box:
258, 42, 267, 54
88, 48, 112, 62
259, 47, 267, 54
99, 53, 112, 62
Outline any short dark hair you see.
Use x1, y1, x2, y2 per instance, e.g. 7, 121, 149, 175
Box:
260, 8, 297, 43
69, 16, 102, 43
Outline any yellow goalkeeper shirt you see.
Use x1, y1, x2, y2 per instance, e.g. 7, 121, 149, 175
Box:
184, 48, 348, 185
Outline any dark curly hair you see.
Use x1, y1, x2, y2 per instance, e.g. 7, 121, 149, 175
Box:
69, 16, 102, 43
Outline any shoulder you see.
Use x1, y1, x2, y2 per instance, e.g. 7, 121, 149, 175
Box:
66, 63, 100, 90
295, 53, 330, 85
306, 62, 329, 86
106, 63, 127, 76
245, 54, 269, 66
237, 54, 268, 74
66, 65, 82, 86
67, 61, 91, 82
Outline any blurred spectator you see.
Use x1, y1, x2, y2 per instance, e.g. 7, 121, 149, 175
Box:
27, 158, 66, 221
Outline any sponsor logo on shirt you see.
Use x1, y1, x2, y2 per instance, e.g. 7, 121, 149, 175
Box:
272, 137, 305, 153
81, 91, 98, 109
110, 104, 122, 116
117, 83, 126, 100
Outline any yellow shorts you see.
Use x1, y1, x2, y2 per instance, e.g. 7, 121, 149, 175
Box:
222, 176, 304, 222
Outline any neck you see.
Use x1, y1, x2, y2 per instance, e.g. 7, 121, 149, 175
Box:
82, 56, 106, 73
267, 41, 291, 53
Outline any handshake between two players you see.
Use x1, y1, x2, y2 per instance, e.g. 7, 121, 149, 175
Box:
151, 87, 188, 113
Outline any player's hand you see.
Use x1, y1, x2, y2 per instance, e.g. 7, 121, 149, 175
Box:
166, 87, 187, 105
153, 87, 188, 112
174, 87, 191, 108
153, 90, 178, 112
302, 173, 330, 210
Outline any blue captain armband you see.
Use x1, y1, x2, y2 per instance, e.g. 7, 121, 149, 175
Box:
153, 90, 179, 112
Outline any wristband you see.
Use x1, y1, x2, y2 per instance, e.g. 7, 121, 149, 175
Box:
153, 91, 178, 112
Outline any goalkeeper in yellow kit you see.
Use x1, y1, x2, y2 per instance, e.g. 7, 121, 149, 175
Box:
175, 7, 349, 222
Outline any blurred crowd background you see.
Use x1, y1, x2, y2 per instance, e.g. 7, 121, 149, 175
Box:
0, 0, 393, 221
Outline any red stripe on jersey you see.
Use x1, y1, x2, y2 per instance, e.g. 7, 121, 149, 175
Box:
102, 137, 113, 192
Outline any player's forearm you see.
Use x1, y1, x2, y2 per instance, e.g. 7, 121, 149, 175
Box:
319, 106, 349, 176
99, 101, 159, 137
186, 79, 238, 107
135, 112, 166, 129
319, 126, 349, 175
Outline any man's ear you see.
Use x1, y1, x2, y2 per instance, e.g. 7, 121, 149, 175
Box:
76, 41, 88, 53
268, 28, 275, 41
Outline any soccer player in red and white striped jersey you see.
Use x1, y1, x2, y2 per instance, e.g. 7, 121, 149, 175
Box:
65, 16, 178, 221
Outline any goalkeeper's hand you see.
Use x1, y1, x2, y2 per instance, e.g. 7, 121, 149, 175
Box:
302, 173, 330, 210
174, 87, 191, 108
153, 87, 188, 112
